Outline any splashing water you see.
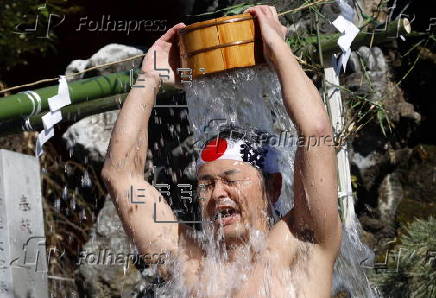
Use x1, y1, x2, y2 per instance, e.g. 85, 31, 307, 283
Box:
154, 64, 376, 297
185, 65, 297, 217
81, 170, 92, 188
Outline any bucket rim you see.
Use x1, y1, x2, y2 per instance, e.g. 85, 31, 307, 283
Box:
179, 13, 254, 36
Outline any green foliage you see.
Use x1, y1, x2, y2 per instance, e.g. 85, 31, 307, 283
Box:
0, 0, 82, 77
222, 3, 263, 16
187, 2, 263, 17
370, 217, 436, 297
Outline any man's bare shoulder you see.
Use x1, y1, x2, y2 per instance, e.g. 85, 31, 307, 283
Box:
268, 215, 341, 267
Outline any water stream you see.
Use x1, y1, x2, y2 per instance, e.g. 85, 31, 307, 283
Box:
153, 64, 376, 297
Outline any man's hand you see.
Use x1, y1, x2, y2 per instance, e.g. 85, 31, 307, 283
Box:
141, 22, 186, 87
246, 5, 341, 259
244, 5, 288, 70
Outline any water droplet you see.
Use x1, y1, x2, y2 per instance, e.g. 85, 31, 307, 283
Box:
54, 198, 61, 212
81, 171, 92, 188
79, 209, 87, 221
70, 197, 76, 211
62, 187, 68, 200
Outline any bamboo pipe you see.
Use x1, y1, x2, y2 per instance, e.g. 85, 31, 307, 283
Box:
0, 70, 136, 122
0, 85, 182, 137
0, 19, 412, 128
298, 18, 412, 62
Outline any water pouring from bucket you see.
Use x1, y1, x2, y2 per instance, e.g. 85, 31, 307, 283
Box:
102, 5, 374, 297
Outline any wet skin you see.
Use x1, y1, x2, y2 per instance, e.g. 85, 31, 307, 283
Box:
171, 159, 339, 298
197, 159, 271, 246
102, 4, 342, 297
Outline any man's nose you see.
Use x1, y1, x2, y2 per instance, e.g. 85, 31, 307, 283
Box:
210, 179, 229, 200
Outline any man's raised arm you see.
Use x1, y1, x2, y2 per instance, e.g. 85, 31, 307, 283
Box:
101, 23, 191, 261
245, 6, 341, 256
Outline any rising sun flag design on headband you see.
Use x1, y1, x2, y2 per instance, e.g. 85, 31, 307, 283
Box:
196, 137, 280, 174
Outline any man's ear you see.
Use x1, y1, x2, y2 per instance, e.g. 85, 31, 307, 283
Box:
267, 173, 282, 204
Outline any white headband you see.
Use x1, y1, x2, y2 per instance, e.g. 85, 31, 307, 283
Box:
196, 137, 280, 174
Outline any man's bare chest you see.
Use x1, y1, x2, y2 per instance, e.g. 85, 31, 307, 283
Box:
178, 253, 296, 297
171, 244, 331, 298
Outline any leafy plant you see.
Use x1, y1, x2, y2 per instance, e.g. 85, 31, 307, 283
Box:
187, 2, 263, 17
370, 217, 436, 297
0, 0, 82, 79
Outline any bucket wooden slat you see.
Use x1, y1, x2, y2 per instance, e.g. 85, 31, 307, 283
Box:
218, 15, 255, 70
178, 13, 264, 78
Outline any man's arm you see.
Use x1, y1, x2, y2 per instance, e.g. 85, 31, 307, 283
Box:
274, 41, 341, 251
101, 23, 198, 267
245, 6, 341, 256
101, 75, 179, 256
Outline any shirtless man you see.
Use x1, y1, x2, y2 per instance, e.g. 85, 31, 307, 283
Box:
101, 5, 341, 297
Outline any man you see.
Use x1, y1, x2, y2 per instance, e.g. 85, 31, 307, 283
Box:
102, 5, 341, 297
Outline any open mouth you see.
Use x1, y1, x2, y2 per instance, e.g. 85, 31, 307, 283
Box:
212, 199, 241, 226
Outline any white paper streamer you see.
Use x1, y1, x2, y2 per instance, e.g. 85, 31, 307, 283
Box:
48, 76, 71, 111
333, 16, 359, 52
35, 75, 71, 157
332, 48, 352, 73
35, 127, 55, 157
331, 2, 360, 74
41, 110, 62, 130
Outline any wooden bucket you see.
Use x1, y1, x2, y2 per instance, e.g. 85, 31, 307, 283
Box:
178, 13, 265, 78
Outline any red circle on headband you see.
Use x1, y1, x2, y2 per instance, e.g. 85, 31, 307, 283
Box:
201, 137, 227, 162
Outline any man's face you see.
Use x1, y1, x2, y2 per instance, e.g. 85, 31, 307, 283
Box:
197, 159, 269, 244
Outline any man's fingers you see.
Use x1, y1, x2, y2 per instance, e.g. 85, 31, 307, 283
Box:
269, 6, 278, 19
259, 5, 272, 16
243, 7, 255, 14
282, 25, 288, 39
159, 22, 186, 43
173, 22, 186, 30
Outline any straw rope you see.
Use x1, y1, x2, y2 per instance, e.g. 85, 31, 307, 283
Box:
0, 53, 146, 94
0, 0, 331, 94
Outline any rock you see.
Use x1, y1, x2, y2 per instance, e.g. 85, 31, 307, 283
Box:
66, 43, 144, 80
396, 145, 436, 225
361, 230, 377, 249
63, 111, 118, 163
66, 60, 90, 77
78, 196, 146, 297
62, 43, 193, 297
377, 172, 403, 227
351, 148, 388, 192
63, 44, 143, 162
346, 47, 421, 226
359, 215, 385, 233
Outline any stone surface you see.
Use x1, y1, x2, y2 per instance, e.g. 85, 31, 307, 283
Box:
77, 196, 145, 297
62, 43, 194, 297
0, 149, 48, 298
63, 110, 118, 163
66, 43, 144, 80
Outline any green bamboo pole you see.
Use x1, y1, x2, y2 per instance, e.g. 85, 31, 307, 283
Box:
0, 93, 126, 136
0, 84, 183, 136
290, 18, 412, 61
0, 70, 137, 122
0, 18, 412, 126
